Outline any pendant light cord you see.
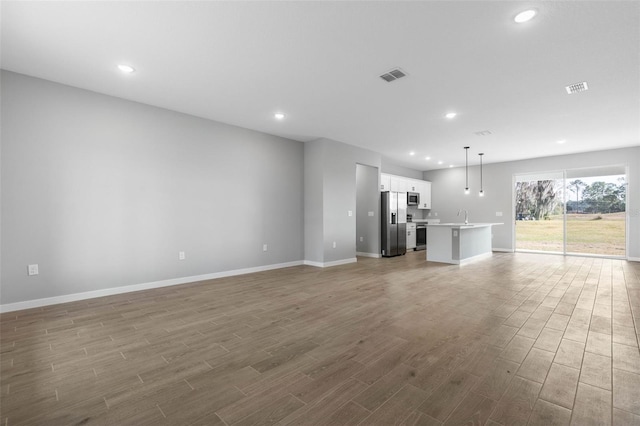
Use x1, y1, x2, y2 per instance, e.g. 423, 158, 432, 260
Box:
464, 147, 469, 190
479, 153, 484, 194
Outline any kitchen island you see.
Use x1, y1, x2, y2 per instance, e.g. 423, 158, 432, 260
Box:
426, 223, 502, 264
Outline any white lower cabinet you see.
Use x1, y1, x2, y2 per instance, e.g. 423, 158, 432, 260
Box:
406, 223, 416, 250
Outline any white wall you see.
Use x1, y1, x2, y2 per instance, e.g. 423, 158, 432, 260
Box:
423, 147, 640, 259
1, 71, 305, 306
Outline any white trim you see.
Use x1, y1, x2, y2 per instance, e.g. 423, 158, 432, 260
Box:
324, 258, 358, 267
303, 258, 358, 268
0, 260, 304, 313
627, 257, 640, 262
492, 248, 514, 253
356, 252, 381, 258
459, 252, 494, 265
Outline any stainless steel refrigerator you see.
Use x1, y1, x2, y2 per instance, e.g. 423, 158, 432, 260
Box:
381, 191, 407, 257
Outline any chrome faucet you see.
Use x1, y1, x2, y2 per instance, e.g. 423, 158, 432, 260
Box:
457, 209, 468, 224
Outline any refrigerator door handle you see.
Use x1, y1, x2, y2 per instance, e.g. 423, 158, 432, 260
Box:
391, 212, 396, 224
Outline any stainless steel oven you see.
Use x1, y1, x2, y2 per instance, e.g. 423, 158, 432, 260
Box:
415, 224, 426, 250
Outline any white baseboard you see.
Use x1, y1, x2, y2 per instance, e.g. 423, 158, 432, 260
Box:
459, 252, 494, 264
356, 252, 381, 258
492, 248, 514, 253
0, 260, 304, 313
628, 257, 640, 262
303, 258, 358, 268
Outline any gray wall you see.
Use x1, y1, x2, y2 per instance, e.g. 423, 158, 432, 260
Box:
381, 158, 424, 180
423, 147, 640, 258
303, 141, 325, 263
304, 138, 382, 264
1, 71, 305, 304
356, 164, 380, 255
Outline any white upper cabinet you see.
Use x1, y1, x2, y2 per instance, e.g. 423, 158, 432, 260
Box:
380, 174, 391, 191
417, 181, 431, 210
389, 175, 408, 192
380, 173, 431, 209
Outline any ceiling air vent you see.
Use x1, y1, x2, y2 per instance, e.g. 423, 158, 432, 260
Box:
565, 81, 589, 94
474, 130, 492, 136
380, 68, 407, 82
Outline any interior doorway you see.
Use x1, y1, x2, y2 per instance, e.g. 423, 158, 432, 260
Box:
514, 166, 627, 258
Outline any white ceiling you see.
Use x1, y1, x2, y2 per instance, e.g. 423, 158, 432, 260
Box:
2, 1, 639, 171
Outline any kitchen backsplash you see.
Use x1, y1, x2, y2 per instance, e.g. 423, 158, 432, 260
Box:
408, 206, 425, 220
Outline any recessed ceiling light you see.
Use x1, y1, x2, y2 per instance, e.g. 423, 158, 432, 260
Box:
274, 113, 286, 120
117, 64, 135, 74
445, 112, 457, 119
409, 151, 415, 156
438, 161, 443, 165
557, 139, 566, 144
514, 9, 537, 23
425, 156, 431, 160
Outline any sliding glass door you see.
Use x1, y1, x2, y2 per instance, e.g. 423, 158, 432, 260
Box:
515, 172, 564, 253
515, 166, 626, 258
565, 167, 626, 256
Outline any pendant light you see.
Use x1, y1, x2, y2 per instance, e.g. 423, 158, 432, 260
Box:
478, 153, 485, 197
464, 147, 470, 194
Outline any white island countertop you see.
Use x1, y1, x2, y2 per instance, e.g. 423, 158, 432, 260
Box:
426, 223, 503, 264
426, 223, 501, 228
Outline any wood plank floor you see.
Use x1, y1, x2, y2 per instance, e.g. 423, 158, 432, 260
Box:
2, 251, 640, 425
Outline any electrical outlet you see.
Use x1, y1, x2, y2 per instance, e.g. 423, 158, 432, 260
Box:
179, 251, 186, 260
496, 212, 503, 217
332, 241, 337, 249
348, 210, 353, 217
434, 212, 438, 216
368, 211, 374, 217
28, 264, 39, 276
263, 244, 268, 252
359, 237, 364, 242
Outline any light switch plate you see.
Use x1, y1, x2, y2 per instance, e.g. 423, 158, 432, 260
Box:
348, 210, 353, 217
179, 251, 186, 260
368, 211, 374, 217
496, 212, 503, 217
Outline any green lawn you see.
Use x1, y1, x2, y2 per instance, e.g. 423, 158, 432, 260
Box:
515, 213, 626, 256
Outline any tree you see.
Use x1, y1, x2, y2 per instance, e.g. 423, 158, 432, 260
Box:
568, 179, 586, 213
583, 181, 626, 213
515, 180, 559, 220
